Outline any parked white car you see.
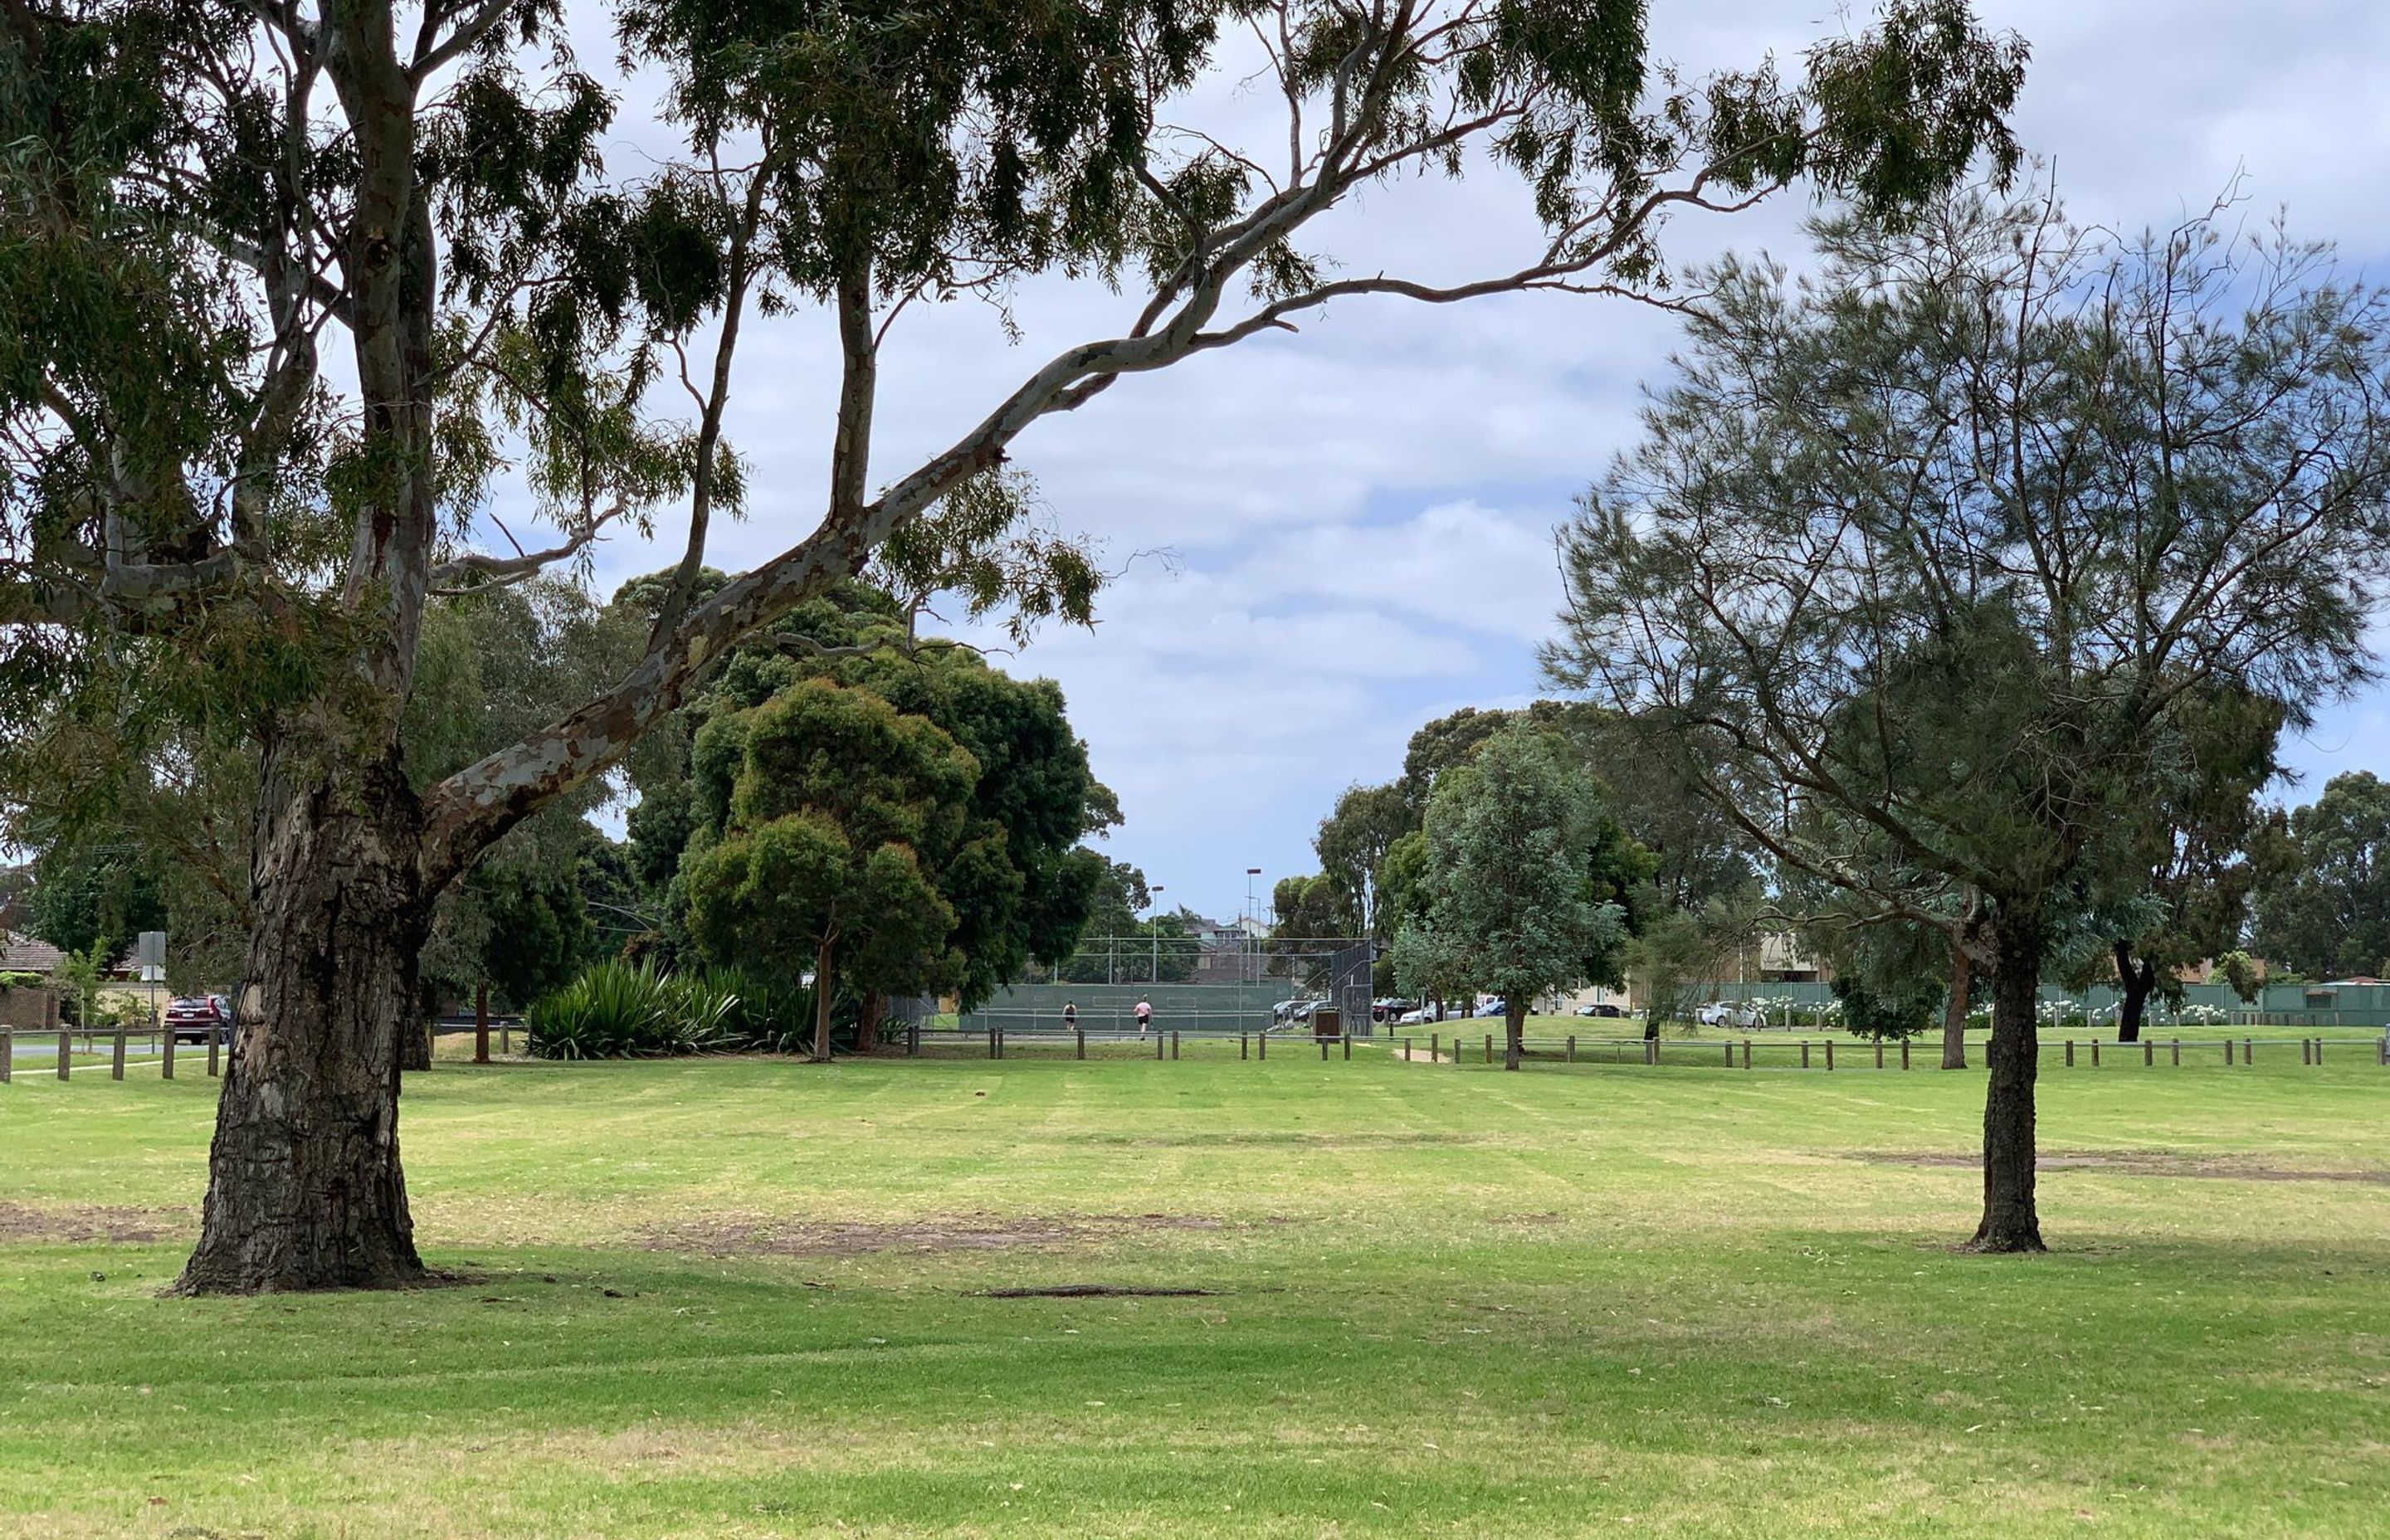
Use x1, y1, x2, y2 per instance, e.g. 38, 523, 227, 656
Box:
1696, 1001, 1767, 1030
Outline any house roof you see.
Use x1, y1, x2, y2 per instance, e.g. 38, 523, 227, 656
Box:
1, 932, 64, 973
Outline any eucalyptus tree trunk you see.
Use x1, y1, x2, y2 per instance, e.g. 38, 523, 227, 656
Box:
1941, 941, 1971, 1069
1971, 911, 2046, 1253
2113, 943, 2154, 1044
812, 935, 836, 1062
177, 7, 442, 1294
1503, 999, 1526, 1070
174, 731, 433, 1294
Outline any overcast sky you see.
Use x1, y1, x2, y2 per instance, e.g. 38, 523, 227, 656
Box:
558, 1, 2390, 926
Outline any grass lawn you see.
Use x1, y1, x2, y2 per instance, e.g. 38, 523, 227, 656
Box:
2, 1043, 2386, 1538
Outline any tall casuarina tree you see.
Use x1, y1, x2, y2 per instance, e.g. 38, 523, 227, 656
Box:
1548, 190, 2390, 1250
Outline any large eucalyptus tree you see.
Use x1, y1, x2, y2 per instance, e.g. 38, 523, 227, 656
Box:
1, 0, 2025, 1291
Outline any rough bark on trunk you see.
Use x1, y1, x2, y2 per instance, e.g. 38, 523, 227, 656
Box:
812, 934, 835, 1062
473, 981, 489, 1065
1941, 941, 1971, 1070
2114, 941, 2153, 1044
1504, 1000, 1526, 1071
174, 739, 432, 1294
1970, 912, 2046, 1253
856, 991, 883, 1054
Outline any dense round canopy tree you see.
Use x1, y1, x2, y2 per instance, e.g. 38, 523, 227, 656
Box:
681, 679, 978, 1060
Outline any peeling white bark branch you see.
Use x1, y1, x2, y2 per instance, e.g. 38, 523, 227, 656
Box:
427, 502, 625, 592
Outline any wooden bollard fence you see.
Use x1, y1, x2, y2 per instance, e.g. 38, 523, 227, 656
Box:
1403, 1036, 1411, 1062
2065, 1040, 2074, 1067
1744, 1039, 1753, 1069
1567, 1036, 1576, 1064
1484, 1033, 1493, 1065
111, 1029, 126, 1080
1258, 1031, 1266, 1060
162, 1027, 175, 1080
1900, 1038, 1911, 1070
1824, 1040, 1834, 1071
1342, 1033, 1350, 1060
2144, 1040, 2154, 1067
56, 1030, 70, 1080
2226, 1037, 2234, 1065
2091, 1040, 2100, 1068
1175, 1031, 1183, 1060
1076, 1028, 1085, 1060
1874, 1040, 1884, 1070
1429, 1032, 1438, 1064
1799, 1040, 1810, 1070
2172, 1038, 2181, 1066
2245, 1037, 2254, 1064
1156, 1031, 1165, 1060
1241, 1033, 1250, 1060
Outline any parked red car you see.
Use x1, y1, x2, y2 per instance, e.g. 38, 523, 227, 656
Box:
164, 996, 232, 1044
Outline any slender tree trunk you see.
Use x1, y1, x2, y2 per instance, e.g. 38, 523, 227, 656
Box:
1970, 910, 2046, 1254
400, 1013, 432, 1071
473, 981, 490, 1065
2113, 941, 2153, 1044
812, 934, 835, 1062
174, 738, 432, 1294
1504, 999, 1525, 1070
1942, 940, 1972, 1069
856, 991, 883, 1054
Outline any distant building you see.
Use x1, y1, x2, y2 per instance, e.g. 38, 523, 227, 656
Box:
0, 932, 63, 974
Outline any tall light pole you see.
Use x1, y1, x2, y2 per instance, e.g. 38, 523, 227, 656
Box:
1245, 868, 1261, 983
1148, 885, 1164, 986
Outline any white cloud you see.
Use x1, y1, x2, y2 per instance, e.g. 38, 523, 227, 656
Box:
542, 0, 2390, 919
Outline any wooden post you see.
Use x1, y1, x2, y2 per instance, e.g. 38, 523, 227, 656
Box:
208, 1023, 221, 1076
2091, 1040, 2100, 1069
2172, 1037, 2180, 1066
1824, 1039, 1834, 1072
1404, 1036, 1412, 1062
1567, 1035, 1577, 1064
474, 982, 490, 1065
2144, 1040, 2153, 1067
111, 1029, 126, 1079
1485, 1033, 1493, 1065
0, 1028, 9, 1083
161, 1025, 175, 1080
1874, 1040, 1884, 1070
500, 1018, 510, 1056
1744, 1039, 1753, 1070
1799, 1040, 1810, 1070
1258, 1031, 1266, 1061
1158, 1031, 1165, 1061
1241, 1033, 1250, 1060
1900, 1038, 1911, 1070
1430, 1032, 1437, 1064
58, 1030, 71, 1079
2244, 1036, 2253, 1065
2314, 1038, 2323, 1065
2226, 1037, 2234, 1066
1342, 1033, 1350, 1060
2301, 1037, 2310, 1065
2065, 1040, 2075, 1067
1076, 1028, 1085, 1060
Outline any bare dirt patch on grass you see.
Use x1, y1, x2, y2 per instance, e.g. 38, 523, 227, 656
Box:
0, 1201, 185, 1244
1856, 1151, 2390, 1185
643, 1210, 1237, 1260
